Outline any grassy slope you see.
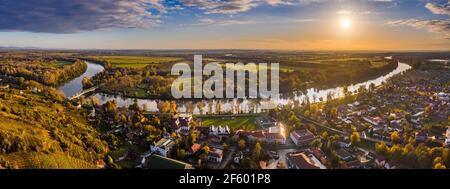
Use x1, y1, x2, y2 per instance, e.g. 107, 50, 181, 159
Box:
0, 86, 108, 169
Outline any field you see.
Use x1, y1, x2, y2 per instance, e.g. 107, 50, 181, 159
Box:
49, 60, 73, 67
199, 115, 259, 131
0, 152, 97, 169
88, 56, 184, 68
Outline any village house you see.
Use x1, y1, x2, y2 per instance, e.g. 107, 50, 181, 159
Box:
208, 134, 222, 143
237, 130, 286, 144
363, 116, 383, 127
415, 131, 428, 142
335, 148, 356, 162
311, 148, 327, 163
146, 154, 193, 169
257, 117, 278, 128
375, 156, 397, 169
233, 151, 244, 164
150, 138, 176, 157
445, 127, 450, 146
209, 125, 230, 135
286, 152, 326, 169
189, 143, 201, 155
208, 148, 224, 163
194, 126, 210, 139
290, 129, 316, 147
170, 113, 192, 134
236, 125, 286, 144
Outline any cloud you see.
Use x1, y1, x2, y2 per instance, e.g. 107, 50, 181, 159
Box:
336, 10, 375, 15
188, 18, 254, 26
388, 19, 450, 39
266, 0, 296, 6
180, 0, 258, 14
185, 16, 314, 27
425, 1, 450, 16
180, 0, 298, 14
0, 0, 165, 33
386, 1, 450, 39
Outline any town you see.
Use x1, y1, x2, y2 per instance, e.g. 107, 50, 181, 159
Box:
84, 59, 449, 170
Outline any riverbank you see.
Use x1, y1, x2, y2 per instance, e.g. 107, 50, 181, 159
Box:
92, 60, 400, 101
69, 62, 410, 115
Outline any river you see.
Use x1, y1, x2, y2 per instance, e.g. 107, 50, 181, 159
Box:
57, 62, 105, 97
59, 61, 411, 115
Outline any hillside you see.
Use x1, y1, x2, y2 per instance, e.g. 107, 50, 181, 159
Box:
0, 82, 108, 169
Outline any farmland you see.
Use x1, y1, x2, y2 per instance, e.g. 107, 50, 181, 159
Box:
87, 56, 184, 68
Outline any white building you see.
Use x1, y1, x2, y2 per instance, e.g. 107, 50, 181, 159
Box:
445, 127, 450, 146
210, 125, 230, 135
208, 148, 224, 163
150, 138, 176, 157
290, 129, 316, 146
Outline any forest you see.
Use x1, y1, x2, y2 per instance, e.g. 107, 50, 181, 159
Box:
0, 58, 87, 86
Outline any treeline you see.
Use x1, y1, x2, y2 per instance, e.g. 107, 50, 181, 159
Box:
92, 66, 174, 99
280, 60, 398, 93
0, 59, 87, 86
375, 142, 449, 169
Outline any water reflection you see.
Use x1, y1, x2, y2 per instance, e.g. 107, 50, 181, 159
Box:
84, 62, 411, 115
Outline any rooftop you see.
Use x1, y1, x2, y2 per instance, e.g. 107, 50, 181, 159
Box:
291, 129, 315, 141
146, 154, 193, 169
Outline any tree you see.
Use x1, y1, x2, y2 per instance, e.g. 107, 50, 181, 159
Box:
157, 101, 170, 113
197, 101, 206, 115
278, 161, 287, 169
82, 76, 93, 89
350, 132, 361, 145
104, 100, 118, 114
177, 149, 188, 160
223, 143, 229, 152
434, 163, 446, 169
303, 110, 310, 118
391, 131, 400, 143
342, 85, 349, 96
238, 139, 246, 150
369, 83, 376, 93
201, 145, 210, 155
375, 142, 389, 156
170, 101, 177, 113
310, 138, 322, 148
208, 102, 213, 114
330, 107, 338, 118
253, 142, 262, 160
322, 131, 329, 141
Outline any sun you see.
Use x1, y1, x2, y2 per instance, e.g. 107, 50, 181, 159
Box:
341, 18, 351, 29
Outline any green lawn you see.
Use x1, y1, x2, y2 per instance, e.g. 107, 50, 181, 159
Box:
199, 116, 259, 131
47, 60, 73, 68
88, 56, 183, 68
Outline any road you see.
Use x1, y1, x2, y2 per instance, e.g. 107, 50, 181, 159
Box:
217, 148, 235, 169
298, 115, 346, 135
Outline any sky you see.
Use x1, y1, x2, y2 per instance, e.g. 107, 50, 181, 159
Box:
0, 0, 449, 51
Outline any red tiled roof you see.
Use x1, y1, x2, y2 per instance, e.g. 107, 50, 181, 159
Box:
312, 148, 325, 159
287, 153, 320, 169
190, 143, 201, 153
291, 129, 315, 141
